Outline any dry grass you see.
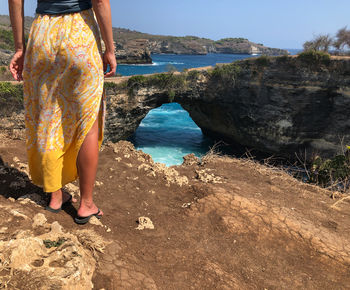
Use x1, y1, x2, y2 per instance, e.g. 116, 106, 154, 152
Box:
75, 230, 106, 259
200, 141, 229, 165
0, 253, 12, 288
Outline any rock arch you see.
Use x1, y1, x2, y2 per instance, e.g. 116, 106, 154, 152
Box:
105, 56, 350, 158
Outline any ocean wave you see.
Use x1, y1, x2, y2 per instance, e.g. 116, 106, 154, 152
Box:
152, 61, 185, 66
151, 109, 187, 114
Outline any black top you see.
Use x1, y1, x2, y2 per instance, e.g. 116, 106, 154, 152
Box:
36, 0, 92, 15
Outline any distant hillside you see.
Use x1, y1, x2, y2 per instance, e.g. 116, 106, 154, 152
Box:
113, 27, 288, 56
0, 15, 288, 65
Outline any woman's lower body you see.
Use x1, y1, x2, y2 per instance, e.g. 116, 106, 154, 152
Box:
23, 9, 105, 219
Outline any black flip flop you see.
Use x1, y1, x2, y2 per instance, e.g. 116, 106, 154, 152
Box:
45, 193, 73, 213
74, 209, 102, 225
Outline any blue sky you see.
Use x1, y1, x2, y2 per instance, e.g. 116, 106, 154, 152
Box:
1, 0, 349, 49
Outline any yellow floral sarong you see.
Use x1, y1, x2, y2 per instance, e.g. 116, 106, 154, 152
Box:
23, 9, 105, 193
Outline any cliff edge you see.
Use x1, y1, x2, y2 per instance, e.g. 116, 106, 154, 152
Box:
0, 133, 350, 289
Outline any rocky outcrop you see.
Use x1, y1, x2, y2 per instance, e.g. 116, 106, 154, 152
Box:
104, 55, 350, 158
179, 56, 350, 158
114, 39, 152, 64
212, 38, 287, 55
148, 39, 208, 55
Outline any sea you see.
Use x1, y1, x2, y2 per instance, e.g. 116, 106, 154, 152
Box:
120, 50, 301, 166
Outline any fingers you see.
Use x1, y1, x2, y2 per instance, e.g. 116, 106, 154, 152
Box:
104, 62, 117, 78
9, 52, 24, 81
9, 62, 18, 81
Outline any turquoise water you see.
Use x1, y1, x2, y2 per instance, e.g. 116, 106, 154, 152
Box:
129, 103, 214, 166
124, 51, 299, 166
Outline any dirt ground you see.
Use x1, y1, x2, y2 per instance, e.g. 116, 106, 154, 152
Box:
0, 134, 350, 289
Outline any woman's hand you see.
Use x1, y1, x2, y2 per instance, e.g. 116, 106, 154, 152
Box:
9, 49, 25, 81
103, 50, 117, 78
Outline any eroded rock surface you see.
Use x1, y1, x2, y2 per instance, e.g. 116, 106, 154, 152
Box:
1, 137, 350, 289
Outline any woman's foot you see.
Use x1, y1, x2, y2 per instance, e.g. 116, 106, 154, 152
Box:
75, 208, 103, 224
47, 189, 77, 212
77, 200, 103, 218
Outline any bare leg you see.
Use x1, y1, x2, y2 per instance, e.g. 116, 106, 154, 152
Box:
76, 118, 103, 217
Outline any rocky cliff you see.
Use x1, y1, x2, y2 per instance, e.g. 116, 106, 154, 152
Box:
114, 39, 152, 64
103, 54, 350, 159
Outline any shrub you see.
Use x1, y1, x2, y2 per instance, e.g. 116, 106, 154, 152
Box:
0, 82, 23, 103
310, 152, 350, 188
125, 73, 187, 97
0, 28, 14, 50
186, 70, 200, 80
303, 34, 333, 52
255, 55, 270, 67
209, 63, 241, 87
297, 50, 331, 66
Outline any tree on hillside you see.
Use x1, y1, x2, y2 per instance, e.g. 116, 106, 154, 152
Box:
303, 34, 333, 52
333, 26, 350, 51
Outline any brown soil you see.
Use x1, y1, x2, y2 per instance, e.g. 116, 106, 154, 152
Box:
0, 135, 350, 289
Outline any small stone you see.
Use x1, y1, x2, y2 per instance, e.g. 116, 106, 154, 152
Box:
95, 181, 103, 187
106, 228, 111, 233
89, 216, 103, 226
115, 157, 122, 162
51, 221, 63, 234
64, 183, 80, 193
10, 210, 28, 219
13, 156, 20, 163
0, 227, 8, 234
32, 213, 47, 228
182, 153, 200, 166
136, 217, 154, 230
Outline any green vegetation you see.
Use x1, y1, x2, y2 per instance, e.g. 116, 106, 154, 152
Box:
187, 70, 200, 80
255, 55, 271, 67
43, 238, 67, 249
276, 54, 290, 64
209, 63, 241, 86
0, 82, 23, 104
297, 50, 331, 66
215, 38, 248, 45
0, 28, 14, 50
309, 151, 350, 189
126, 73, 187, 98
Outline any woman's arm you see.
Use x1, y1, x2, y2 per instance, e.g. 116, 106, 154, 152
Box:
92, 0, 117, 77
8, 0, 25, 81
